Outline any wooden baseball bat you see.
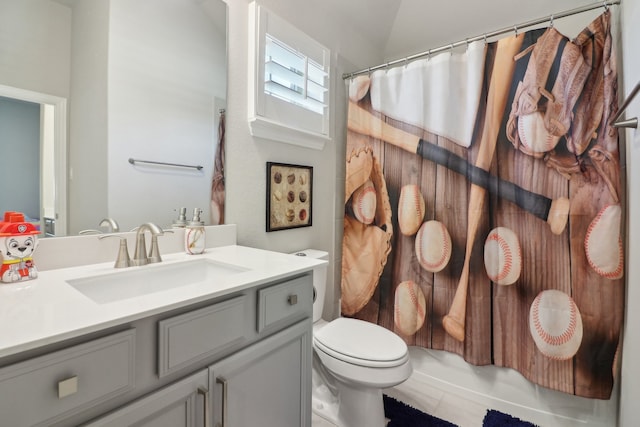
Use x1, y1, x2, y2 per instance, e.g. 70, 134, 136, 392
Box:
347, 105, 570, 234
442, 36, 524, 341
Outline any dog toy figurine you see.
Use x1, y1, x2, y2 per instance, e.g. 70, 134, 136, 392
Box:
0, 212, 40, 283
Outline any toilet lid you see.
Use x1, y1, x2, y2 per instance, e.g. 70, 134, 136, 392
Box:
314, 318, 408, 366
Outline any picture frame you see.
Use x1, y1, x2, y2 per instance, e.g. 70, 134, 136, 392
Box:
266, 162, 313, 232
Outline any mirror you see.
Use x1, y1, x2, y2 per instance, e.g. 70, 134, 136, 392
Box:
0, 0, 227, 236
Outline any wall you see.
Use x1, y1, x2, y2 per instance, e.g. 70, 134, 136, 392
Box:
224, 1, 635, 425
68, 0, 109, 234
224, 0, 383, 319
0, 0, 71, 98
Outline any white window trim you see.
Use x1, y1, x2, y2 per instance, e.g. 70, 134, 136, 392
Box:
248, 2, 331, 150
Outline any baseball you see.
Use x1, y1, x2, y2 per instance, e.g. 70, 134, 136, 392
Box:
351, 179, 377, 225
415, 220, 452, 273
518, 112, 561, 154
483, 227, 522, 285
398, 184, 426, 236
394, 280, 427, 336
529, 289, 583, 360
349, 75, 371, 102
585, 204, 624, 280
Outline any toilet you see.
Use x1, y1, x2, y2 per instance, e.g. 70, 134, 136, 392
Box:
293, 249, 412, 427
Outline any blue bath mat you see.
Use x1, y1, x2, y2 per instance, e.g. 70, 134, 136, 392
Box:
483, 409, 539, 426
383, 395, 458, 427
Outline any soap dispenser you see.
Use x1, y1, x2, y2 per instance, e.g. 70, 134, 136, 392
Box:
185, 208, 205, 255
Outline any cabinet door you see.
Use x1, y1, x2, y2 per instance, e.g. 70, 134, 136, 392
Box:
82, 370, 209, 427
209, 319, 312, 427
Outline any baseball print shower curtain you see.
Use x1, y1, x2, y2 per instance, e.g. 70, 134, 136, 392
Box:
341, 11, 623, 399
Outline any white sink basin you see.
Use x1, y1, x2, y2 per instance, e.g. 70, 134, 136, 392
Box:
67, 259, 250, 304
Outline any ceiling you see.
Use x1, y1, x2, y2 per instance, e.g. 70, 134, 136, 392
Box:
319, 0, 610, 63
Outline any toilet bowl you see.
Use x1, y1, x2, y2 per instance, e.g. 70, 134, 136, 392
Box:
292, 249, 412, 427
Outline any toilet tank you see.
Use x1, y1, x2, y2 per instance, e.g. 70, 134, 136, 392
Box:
291, 249, 328, 323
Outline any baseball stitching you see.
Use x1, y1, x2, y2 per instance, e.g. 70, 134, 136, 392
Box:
413, 189, 422, 220
584, 204, 624, 279
418, 223, 450, 271
519, 114, 553, 152
487, 232, 513, 282
356, 185, 376, 223
394, 282, 425, 334
531, 292, 578, 347
406, 282, 425, 319
398, 186, 422, 233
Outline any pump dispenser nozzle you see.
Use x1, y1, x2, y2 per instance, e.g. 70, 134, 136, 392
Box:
189, 208, 204, 226
173, 207, 188, 228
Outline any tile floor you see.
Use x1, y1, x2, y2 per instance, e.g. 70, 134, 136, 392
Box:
311, 374, 488, 427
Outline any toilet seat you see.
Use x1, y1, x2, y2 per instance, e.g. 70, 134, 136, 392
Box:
313, 318, 408, 368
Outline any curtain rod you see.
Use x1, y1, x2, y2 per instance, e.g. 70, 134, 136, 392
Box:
342, 0, 620, 80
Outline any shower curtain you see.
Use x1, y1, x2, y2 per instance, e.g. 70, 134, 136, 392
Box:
342, 11, 623, 399
210, 109, 225, 225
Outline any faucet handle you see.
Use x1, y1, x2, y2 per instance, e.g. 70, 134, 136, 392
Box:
98, 235, 131, 268
79, 229, 102, 235
148, 230, 173, 264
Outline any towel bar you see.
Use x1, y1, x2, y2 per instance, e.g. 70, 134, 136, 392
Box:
610, 81, 640, 129
128, 158, 203, 170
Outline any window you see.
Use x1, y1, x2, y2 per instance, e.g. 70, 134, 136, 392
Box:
248, 2, 331, 149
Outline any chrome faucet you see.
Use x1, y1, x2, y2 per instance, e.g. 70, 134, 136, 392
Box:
99, 218, 120, 233
79, 218, 120, 235
132, 223, 164, 266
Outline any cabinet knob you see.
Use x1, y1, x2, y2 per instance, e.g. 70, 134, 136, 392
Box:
58, 375, 78, 399
287, 294, 298, 305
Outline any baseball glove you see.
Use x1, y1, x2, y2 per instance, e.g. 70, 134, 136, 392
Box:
341, 146, 393, 316
545, 11, 620, 202
506, 12, 620, 202
506, 27, 591, 158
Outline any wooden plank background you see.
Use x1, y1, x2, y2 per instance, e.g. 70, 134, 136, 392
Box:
344, 37, 624, 399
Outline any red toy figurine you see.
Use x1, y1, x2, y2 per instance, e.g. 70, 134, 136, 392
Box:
0, 212, 40, 283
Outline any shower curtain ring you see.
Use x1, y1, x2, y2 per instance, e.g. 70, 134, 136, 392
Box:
603, 1, 609, 11
514, 25, 518, 35
483, 34, 487, 45
449, 43, 454, 56
549, 14, 554, 28
428, 49, 432, 61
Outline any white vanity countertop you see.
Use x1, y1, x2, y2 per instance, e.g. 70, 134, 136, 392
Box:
0, 245, 326, 359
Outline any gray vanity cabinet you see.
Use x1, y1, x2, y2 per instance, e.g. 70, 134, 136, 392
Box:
0, 271, 313, 427
208, 319, 312, 427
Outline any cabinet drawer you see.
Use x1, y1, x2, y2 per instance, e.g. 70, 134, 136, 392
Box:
257, 275, 312, 333
158, 295, 248, 377
82, 369, 208, 427
0, 329, 136, 427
